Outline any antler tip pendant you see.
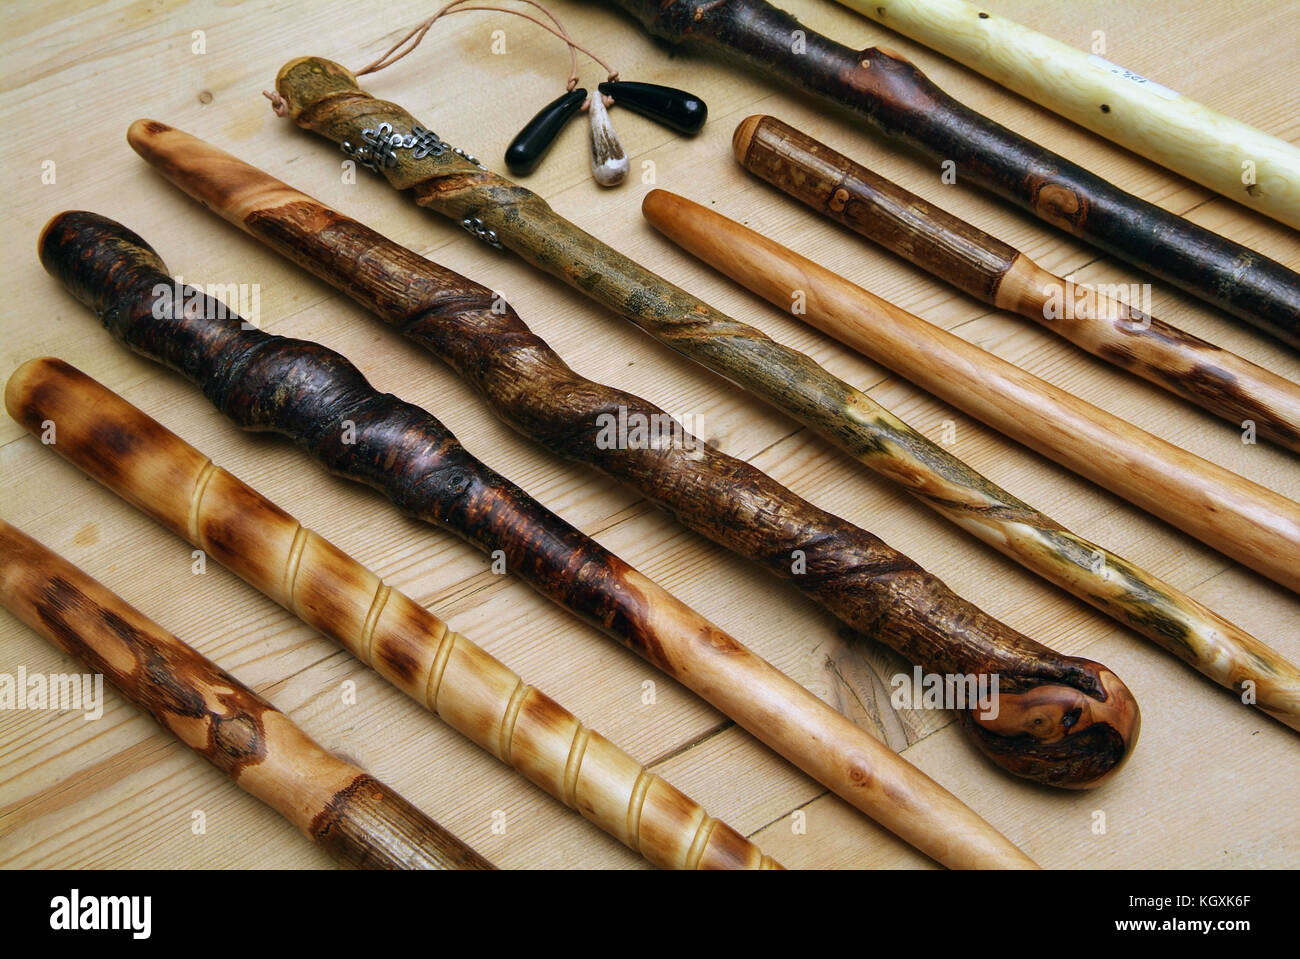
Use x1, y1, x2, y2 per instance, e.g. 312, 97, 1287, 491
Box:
587, 93, 630, 187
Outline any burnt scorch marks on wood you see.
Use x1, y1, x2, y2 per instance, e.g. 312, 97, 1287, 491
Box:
0, 521, 492, 870
268, 59, 1140, 786
7, 360, 780, 871
603, 0, 1300, 347
36, 216, 1041, 869
734, 115, 1300, 451
310, 774, 495, 870
32, 572, 273, 778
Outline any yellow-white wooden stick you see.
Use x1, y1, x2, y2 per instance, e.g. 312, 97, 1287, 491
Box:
836, 0, 1300, 229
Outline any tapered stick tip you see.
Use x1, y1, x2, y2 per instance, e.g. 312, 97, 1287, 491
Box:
126, 118, 171, 153
732, 115, 765, 164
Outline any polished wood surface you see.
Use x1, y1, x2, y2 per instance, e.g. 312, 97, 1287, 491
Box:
5, 356, 783, 870
0, 519, 494, 870
642, 188, 1300, 730
733, 114, 1300, 450
1, 0, 1297, 869
834, 0, 1300, 229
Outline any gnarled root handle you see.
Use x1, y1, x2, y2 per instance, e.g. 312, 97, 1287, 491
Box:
36, 210, 1037, 869
0, 520, 493, 870
5, 357, 781, 870
269, 61, 1140, 789
733, 115, 1300, 453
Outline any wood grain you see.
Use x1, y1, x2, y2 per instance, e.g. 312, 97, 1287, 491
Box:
641, 187, 1300, 730
2, 0, 1297, 870
732, 114, 1300, 450
603, 0, 1300, 346
0, 519, 494, 870
34, 210, 1036, 869
5, 355, 782, 870
127, 117, 1140, 790
834, 0, 1300, 229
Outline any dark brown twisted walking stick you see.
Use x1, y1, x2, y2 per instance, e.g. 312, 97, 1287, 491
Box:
35, 209, 1040, 868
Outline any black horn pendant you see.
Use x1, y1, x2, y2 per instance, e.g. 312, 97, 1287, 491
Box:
598, 81, 707, 134
505, 88, 588, 175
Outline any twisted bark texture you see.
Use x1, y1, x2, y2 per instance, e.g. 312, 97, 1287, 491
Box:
0, 519, 494, 870
36, 210, 1042, 868
604, 0, 1300, 348
132, 117, 1139, 787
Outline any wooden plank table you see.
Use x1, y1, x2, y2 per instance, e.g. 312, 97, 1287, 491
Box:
1, 0, 1296, 869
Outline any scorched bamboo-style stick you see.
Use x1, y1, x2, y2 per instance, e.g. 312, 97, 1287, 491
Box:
5, 356, 782, 871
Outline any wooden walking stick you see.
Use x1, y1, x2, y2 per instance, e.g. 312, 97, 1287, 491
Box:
832, 0, 1300, 230
36, 212, 1040, 869
639, 189, 1300, 725
265, 60, 1293, 721
5, 357, 781, 871
128, 119, 1140, 790
0, 519, 494, 870
641, 189, 1300, 596
732, 115, 1300, 452
596, 0, 1300, 348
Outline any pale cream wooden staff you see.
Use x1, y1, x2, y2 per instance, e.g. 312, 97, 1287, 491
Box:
5, 356, 782, 871
835, 0, 1300, 229
641, 190, 1300, 594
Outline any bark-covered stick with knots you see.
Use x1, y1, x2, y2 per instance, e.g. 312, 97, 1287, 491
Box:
0, 520, 494, 870
5, 356, 783, 871
599, 0, 1300, 349
36, 210, 1039, 869
128, 117, 1140, 788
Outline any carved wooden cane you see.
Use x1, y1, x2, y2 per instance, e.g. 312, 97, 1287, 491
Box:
127, 117, 1140, 788
266, 59, 1292, 727
732, 115, 1300, 451
599, 0, 1300, 348
833, 0, 1300, 229
5, 357, 781, 871
36, 211, 1039, 869
0, 519, 494, 870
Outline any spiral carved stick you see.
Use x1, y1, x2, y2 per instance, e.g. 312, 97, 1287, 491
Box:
5, 357, 781, 871
641, 189, 1300, 730
0, 519, 494, 870
599, 0, 1300, 349
129, 118, 1139, 789
37, 212, 1038, 869
733, 115, 1300, 452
